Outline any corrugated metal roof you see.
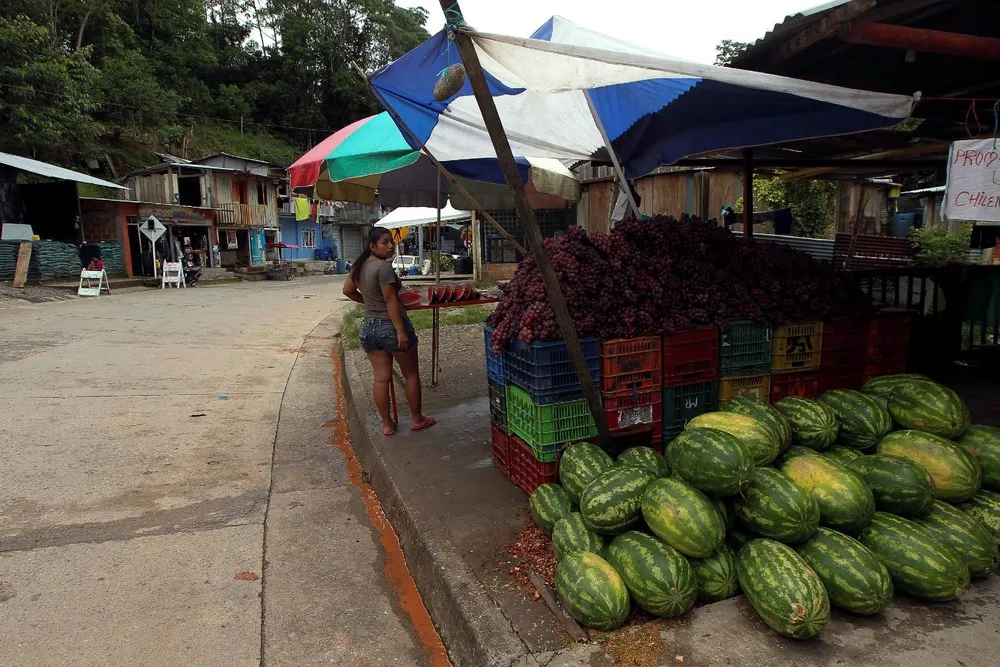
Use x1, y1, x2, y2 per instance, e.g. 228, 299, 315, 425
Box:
731, 0, 855, 63
0, 152, 127, 189
901, 185, 946, 195
732, 230, 836, 262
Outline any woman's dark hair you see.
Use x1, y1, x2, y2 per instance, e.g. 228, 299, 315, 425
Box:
350, 228, 391, 282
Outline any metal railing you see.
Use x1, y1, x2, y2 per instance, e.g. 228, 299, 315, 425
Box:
216, 203, 277, 227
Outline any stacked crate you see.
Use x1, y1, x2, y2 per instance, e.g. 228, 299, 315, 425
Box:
818, 317, 869, 393
718, 320, 772, 402
662, 327, 720, 441
484, 325, 512, 478
769, 321, 823, 401
864, 311, 912, 380
601, 337, 663, 448
504, 336, 601, 494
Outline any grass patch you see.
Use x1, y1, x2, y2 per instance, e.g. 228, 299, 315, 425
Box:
340, 304, 494, 350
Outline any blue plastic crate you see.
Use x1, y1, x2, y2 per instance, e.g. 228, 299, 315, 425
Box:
483, 325, 506, 384
505, 337, 601, 404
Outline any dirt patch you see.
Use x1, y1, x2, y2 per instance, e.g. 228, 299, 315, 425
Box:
500, 518, 557, 597
0, 283, 75, 303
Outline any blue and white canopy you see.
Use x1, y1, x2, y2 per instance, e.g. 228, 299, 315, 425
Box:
370, 16, 919, 180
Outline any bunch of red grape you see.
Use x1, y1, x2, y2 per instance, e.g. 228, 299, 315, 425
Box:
487, 215, 873, 351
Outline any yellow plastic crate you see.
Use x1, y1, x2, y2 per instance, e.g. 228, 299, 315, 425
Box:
719, 374, 771, 402
771, 321, 823, 373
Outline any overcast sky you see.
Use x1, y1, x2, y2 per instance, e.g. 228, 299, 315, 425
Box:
395, 0, 826, 64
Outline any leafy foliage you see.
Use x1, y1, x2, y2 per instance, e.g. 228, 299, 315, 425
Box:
714, 40, 750, 66
0, 0, 429, 171
735, 176, 835, 238
910, 224, 973, 265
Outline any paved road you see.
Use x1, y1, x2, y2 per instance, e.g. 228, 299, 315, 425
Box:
0, 278, 437, 666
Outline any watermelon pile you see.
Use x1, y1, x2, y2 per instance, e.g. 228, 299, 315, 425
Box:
522, 376, 1000, 639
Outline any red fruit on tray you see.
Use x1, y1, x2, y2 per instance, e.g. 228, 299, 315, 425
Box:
399, 289, 421, 307
453, 285, 466, 301
434, 286, 447, 303
427, 286, 436, 304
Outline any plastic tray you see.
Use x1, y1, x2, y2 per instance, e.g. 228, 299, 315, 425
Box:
868, 311, 912, 347
603, 389, 662, 437
863, 360, 908, 382
483, 325, 505, 384
506, 384, 597, 455
771, 321, 823, 373
821, 318, 870, 368
505, 337, 601, 404
662, 381, 719, 441
718, 373, 771, 403
770, 370, 821, 402
509, 434, 559, 495
662, 327, 719, 387
488, 379, 508, 432
601, 336, 661, 396
818, 365, 865, 393
491, 422, 511, 478
719, 320, 771, 376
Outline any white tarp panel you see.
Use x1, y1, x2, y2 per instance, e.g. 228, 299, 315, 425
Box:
0, 152, 127, 189
375, 202, 471, 230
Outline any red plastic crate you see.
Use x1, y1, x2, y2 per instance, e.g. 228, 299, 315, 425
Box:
770, 370, 821, 402
863, 360, 908, 382
662, 327, 719, 387
601, 337, 662, 396
821, 318, 869, 368
818, 365, 865, 393
868, 312, 912, 347
603, 389, 663, 442
491, 422, 511, 478
509, 435, 559, 495
865, 342, 910, 364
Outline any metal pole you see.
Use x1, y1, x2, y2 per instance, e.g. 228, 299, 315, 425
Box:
585, 92, 639, 220
435, 3, 611, 444
432, 170, 442, 387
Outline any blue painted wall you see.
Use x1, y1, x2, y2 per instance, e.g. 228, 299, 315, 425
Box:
278, 213, 321, 260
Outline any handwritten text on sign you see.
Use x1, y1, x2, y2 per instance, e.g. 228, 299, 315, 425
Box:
943, 139, 1000, 223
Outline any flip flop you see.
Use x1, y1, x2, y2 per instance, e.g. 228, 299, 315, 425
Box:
383, 424, 397, 436
410, 417, 437, 432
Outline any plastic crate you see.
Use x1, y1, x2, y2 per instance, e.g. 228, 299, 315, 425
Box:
601, 336, 662, 396
771, 321, 823, 373
821, 318, 870, 368
865, 341, 910, 364
491, 422, 511, 478
863, 360, 908, 382
505, 337, 601, 404
770, 370, 821, 402
662, 327, 719, 387
509, 434, 559, 495
868, 311, 912, 347
483, 325, 506, 384
506, 384, 597, 457
488, 379, 508, 432
719, 320, 771, 376
662, 381, 718, 440
818, 365, 865, 393
603, 389, 662, 441
719, 374, 771, 402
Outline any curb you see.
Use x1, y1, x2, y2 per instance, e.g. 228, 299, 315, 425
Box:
339, 345, 530, 667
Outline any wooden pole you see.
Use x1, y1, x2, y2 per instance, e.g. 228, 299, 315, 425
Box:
436, 2, 611, 443
742, 148, 754, 242
12, 242, 32, 288
351, 62, 527, 256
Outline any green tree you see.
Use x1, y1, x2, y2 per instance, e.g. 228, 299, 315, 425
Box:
714, 39, 749, 66
911, 224, 973, 264
734, 176, 835, 238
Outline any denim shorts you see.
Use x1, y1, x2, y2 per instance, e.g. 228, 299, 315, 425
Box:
359, 317, 417, 353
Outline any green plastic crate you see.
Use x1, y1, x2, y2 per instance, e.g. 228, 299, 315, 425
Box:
719, 319, 772, 376
506, 384, 597, 459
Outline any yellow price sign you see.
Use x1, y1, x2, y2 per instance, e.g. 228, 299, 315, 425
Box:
389, 227, 410, 244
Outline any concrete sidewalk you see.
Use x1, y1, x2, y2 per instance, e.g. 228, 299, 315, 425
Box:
342, 326, 1000, 667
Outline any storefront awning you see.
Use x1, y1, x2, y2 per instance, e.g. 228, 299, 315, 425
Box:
1, 152, 127, 190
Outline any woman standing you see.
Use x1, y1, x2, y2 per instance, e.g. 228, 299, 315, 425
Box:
343, 229, 436, 436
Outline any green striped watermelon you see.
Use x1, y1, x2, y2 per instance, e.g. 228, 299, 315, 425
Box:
823, 446, 864, 466
727, 523, 758, 550
775, 397, 839, 451
714, 497, 734, 531
860, 373, 930, 400
958, 425, 1000, 492
736, 539, 830, 639
579, 467, 656, 535
912, 500, 999, 578
858, 512, 970, 602
686, 412, 780, 466
722, 395, 792, 450
735, 468, 819, 544
529, 484, 573, 535
555, 551, 630, 630
957, 490, 1000, 545
559, 441, 615, 505
777, 445, 821, 466
781, 454, 875, 533
887, 380, 970, 439
847, 454, 936, 517
605, 531, 697, 617
690, 544, 740, 602
878, 430, 982, 503
641, 477, 725, 558
665, 428, 754, 496
795, 527, 893, 615
817, 389, 892, 450
552, 512, 606, 560
616, 445, 670, 478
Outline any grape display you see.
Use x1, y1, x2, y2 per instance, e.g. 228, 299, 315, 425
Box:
487, 215, 872, 351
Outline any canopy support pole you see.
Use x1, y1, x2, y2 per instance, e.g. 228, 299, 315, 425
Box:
742, 148, 754, 242
351, 62, 527, 256
439, 4, 611, 445
585, 92, 640, 221
432, 170, 442, 387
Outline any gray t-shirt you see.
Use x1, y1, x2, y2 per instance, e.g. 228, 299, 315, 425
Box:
358, 258, 406, 320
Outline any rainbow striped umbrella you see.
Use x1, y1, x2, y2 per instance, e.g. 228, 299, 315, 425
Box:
289, 112, 578, 209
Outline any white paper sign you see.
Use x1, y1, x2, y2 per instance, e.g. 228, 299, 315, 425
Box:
943, 139, 1000, 223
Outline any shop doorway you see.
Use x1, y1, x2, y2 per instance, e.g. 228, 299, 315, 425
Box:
217, 228, 251, 267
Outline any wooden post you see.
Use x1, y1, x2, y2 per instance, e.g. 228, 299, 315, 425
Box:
742, 148, 754, 241
438, 1, 611, 443
12, 242, 32, 288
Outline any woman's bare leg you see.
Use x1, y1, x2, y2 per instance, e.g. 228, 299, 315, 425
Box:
368, 349, 395, 431
392, 346, 428, 426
